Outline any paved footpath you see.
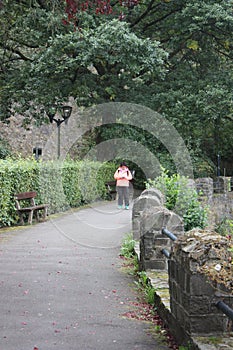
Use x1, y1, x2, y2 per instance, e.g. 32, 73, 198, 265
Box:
0, 202, 170, 350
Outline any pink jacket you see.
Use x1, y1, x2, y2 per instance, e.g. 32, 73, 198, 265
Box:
114, 167, 132, 187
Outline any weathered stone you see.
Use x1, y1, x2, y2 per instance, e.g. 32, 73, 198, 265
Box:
214, 177, 231, 194
169, 228, 233, 336
132, 218, 141, 240
166, 212, 184, 236
132, 194, 163, 239
139, 205, 184, 273
195, 177, 214, 198
168, 259, 177, 280
140, 188, 165, 205
140, 206, 183, 236
133, 196, 161, 215
187, 314, 229, 334
143, 259, 167, 270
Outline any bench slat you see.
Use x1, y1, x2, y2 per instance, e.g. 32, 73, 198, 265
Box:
105, 181, 117, 200
15, 191, 37, 200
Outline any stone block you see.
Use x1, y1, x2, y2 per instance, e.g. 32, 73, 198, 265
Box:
195, 177, 213, 198
132, 195, 161, 218
170, 282, 185, 308
144, 249, 154, 259
170, 298, 179, 319
140, 206, 184, 238
154, 237, 170, 247
189, 295, 227, 316
153, 248, 165, 259
132, 218, 141, 240
166, 212, 184, 235
189, 273, 215, 296
143, 236, 154, 248
140, 206, 170, 235
187, 314, 229, 334
143, 259, 167, 270
214, 176, 229, 194
168, 259, 177, 280
177, 266, 187, 290
176, 305, 186, 325
140, 188, 165, 205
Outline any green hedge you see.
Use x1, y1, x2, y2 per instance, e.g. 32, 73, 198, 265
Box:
0, 158, 116, 227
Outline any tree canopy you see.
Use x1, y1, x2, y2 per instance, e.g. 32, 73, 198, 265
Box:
0, 0, 233, 175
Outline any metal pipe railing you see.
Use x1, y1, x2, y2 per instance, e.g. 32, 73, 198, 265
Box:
161, 228, 178, 259
215, 300, 233, 321
162, 228, 177, 241
161, 248, 170, 258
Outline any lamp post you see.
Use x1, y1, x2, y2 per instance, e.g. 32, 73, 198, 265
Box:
47, 106, 72, 159
217, 153, 221, 177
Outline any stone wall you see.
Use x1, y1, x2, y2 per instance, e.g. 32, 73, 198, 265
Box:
0, 100, 88, 160
0, 114, 53, 158
195, 177, 233, 226
169, 229, 233, 335
133, 190, 233, 339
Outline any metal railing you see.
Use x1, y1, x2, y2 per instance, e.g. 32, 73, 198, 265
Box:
162, 228, 177, 241
161, 248, 170, 258
215, 300, 233, 322
161, 228, 177, 258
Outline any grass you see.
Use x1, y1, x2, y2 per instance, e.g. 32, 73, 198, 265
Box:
120, 232, 136, 259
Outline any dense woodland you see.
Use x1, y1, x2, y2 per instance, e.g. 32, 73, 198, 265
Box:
0, 0, 233, 177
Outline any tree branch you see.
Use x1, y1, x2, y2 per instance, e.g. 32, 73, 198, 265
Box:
130, 0, 159, 28
1, 45, 33, 61
200, 29, 233, 60
142, 7, 183, 32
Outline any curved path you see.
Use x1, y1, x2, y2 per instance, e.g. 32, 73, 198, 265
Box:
0, 202, 169, 350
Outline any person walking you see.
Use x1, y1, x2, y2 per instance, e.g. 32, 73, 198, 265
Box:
114, 162, 132, 210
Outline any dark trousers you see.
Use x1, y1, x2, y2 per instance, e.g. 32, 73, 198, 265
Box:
117, 186, 129, 206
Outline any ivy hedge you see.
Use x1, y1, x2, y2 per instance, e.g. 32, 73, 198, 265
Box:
0, 158, 116, 227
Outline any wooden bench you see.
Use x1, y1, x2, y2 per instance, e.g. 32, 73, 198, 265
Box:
14, 191, 48, 225
105, 181, 117, 200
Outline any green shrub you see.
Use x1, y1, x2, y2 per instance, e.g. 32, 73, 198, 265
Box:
38, 161, 70, 214
183, 198, 208, 232
120, 233, 136, 258
0, 158, 116, 227
146, 167, 208, 231
0, 158, 40, 226
216, 219, 233, 238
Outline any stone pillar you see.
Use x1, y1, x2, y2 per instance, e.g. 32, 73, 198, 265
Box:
214, 176, 231, 193
169, 229, 233, 335
139, 206, 184, 270
132, 188, 164, 240
195, 177, 213, 201
140, 188, 165, 204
